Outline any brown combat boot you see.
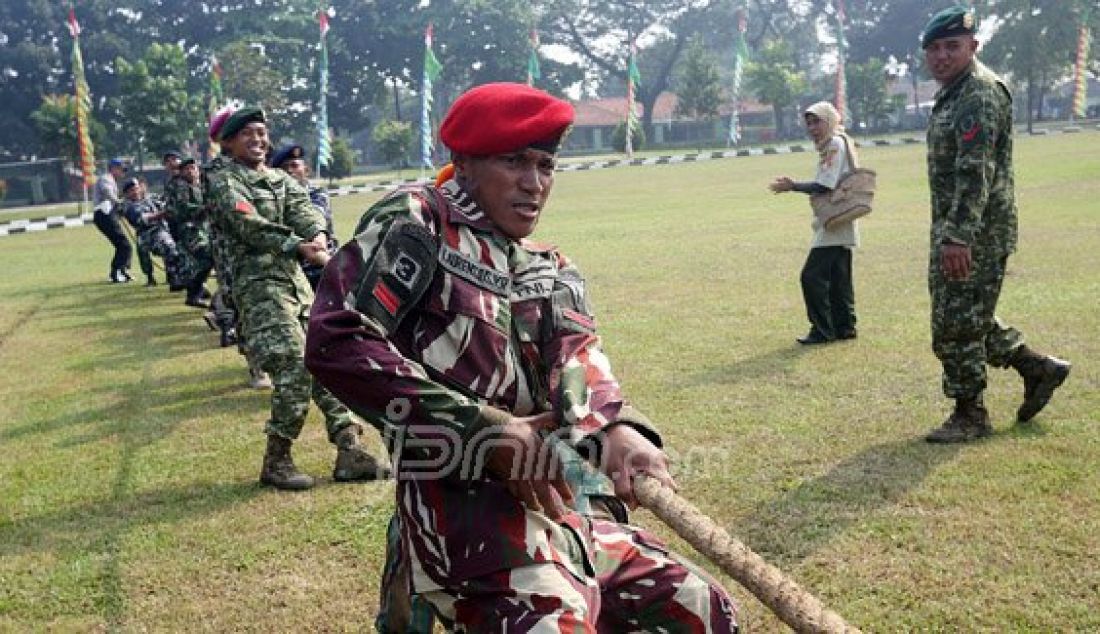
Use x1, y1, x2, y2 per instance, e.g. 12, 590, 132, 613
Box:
333, 424, 392, 482
925, 397, 992, 443
1009, 345, 1071, 423
260, 435, 315, 490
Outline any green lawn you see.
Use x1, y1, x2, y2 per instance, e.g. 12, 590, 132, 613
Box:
1, 133, 1097, 631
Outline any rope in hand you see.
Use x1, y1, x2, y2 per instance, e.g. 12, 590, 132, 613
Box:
633, 475, 861, 634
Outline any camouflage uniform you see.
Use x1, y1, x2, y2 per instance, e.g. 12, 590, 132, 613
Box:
165, 176, 214, 291
122, 196, 186, 287
208, 160, 354, 442
202, 155, 240, 339
306, 181, 738, 631
300, 184, 338, 290
927, 60, 1023, 399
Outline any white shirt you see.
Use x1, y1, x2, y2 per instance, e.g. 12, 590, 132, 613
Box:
810, 135, 859, 249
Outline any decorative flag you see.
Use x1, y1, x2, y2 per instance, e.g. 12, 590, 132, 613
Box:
420, 24, 443, 171
833, 0, 850, 127
728, 9, 750, 145
527, 29, 541, 86
316, 9, 333, 173
207, 56, 224, 158
67, 7, 95, 192
624, 44, 641, 157
1072, 7, 1092, 119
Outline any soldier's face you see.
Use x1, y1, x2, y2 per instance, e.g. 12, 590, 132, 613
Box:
455, 148, 556, 241
182, 164, 199, 183
163, 157, 180, 174
224, 122, 270, 168
283, 158, 309, 183
924, 35, 978, 84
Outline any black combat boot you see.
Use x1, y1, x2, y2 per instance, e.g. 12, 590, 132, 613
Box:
925, 396, 992, 443
260, 435, 315, 490
333, 424, 392, 482
1009, 345, 1071, 423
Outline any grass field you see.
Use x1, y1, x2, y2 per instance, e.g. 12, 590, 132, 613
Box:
1, 133, 1097, 632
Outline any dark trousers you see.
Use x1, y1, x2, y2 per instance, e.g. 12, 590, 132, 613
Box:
92, 210, 132, 275
800, 246, 856, 339
136, 246, 154, 279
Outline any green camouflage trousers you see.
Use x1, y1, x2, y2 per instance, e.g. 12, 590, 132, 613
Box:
236, 282, 353, 440
929, 248, 1024, 399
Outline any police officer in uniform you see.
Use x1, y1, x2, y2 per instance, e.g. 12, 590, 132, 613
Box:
921, 6, 1071, 443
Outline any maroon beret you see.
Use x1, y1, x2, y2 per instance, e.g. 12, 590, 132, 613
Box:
440, 82, 574, 155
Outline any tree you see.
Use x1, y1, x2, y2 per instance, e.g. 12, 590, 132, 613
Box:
675, 38, 723, 122
981, 0, 1087, 131
113, 44, 205, 169
371, 120, 413, 168
217, 42, 290, 122
846, 57, 892, 130
30, 94, 106, 164
542, 0, 732, 140
324, 137, 355, 180
745, 40, 807, 138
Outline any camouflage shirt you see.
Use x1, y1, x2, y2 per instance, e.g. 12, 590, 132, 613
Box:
927, 60, 1018, 255
207, 161, 326, 303
306, 179, 659, 587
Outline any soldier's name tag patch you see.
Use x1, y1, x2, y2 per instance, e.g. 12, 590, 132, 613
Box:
234, 200, 255, 215
391, 252, 422, 290
439, 246, 510, 296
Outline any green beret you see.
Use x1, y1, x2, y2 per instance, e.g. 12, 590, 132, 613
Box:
921, 6, 977, 49
217, 107, 266, 142
178, 156, 197, 167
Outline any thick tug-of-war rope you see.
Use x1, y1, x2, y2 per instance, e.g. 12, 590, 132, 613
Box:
633, 475, 861, 634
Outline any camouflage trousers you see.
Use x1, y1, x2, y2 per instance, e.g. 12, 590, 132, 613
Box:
929, 249, 1024, 399
138, 229, 185, 286
415, 511, 739, 632
236, 283, 353, 440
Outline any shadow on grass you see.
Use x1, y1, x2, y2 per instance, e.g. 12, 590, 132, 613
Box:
1, 277, 262, 627
735, 438, 963, 567
673, 345, 809, 388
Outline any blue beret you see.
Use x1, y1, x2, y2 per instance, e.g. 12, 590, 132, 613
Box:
921, 6, 977, 48
121, 177, 140, 193
108, 158, 127, 169
270, 144, 305, 168
162, 151, 181, 162
217, 107, 266, 142
441, 83, 574, 155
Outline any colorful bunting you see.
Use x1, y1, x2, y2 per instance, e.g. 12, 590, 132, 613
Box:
728, 9, 750, 145
316, 9, 333, 172
1072, 7, 1092, 120
527, 29, 541, 86
420, 24, 443, 171
624, 44, 641, 157
67, 7, 95, 192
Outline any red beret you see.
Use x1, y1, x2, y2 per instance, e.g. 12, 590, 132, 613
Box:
440, 82, 574, 155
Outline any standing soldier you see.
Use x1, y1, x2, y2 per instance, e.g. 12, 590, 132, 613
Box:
204, 107, 270, 387
921, 6, 1071, 442
165, 156, 213, 308
269, 144, 337, 290
305, 83, 738, 630
92, 158, 133, 283
208, 107, 387, 489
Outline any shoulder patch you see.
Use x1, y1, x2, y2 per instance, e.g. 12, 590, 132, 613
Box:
235, 200, 254, 215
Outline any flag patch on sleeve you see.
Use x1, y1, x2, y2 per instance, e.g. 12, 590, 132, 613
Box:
235, 200, 255, 215
372, 281, 400, 316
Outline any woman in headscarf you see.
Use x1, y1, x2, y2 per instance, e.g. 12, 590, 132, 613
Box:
769, 101, 860, 345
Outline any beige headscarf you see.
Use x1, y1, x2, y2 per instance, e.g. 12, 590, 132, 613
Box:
804, 101, 859, 165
